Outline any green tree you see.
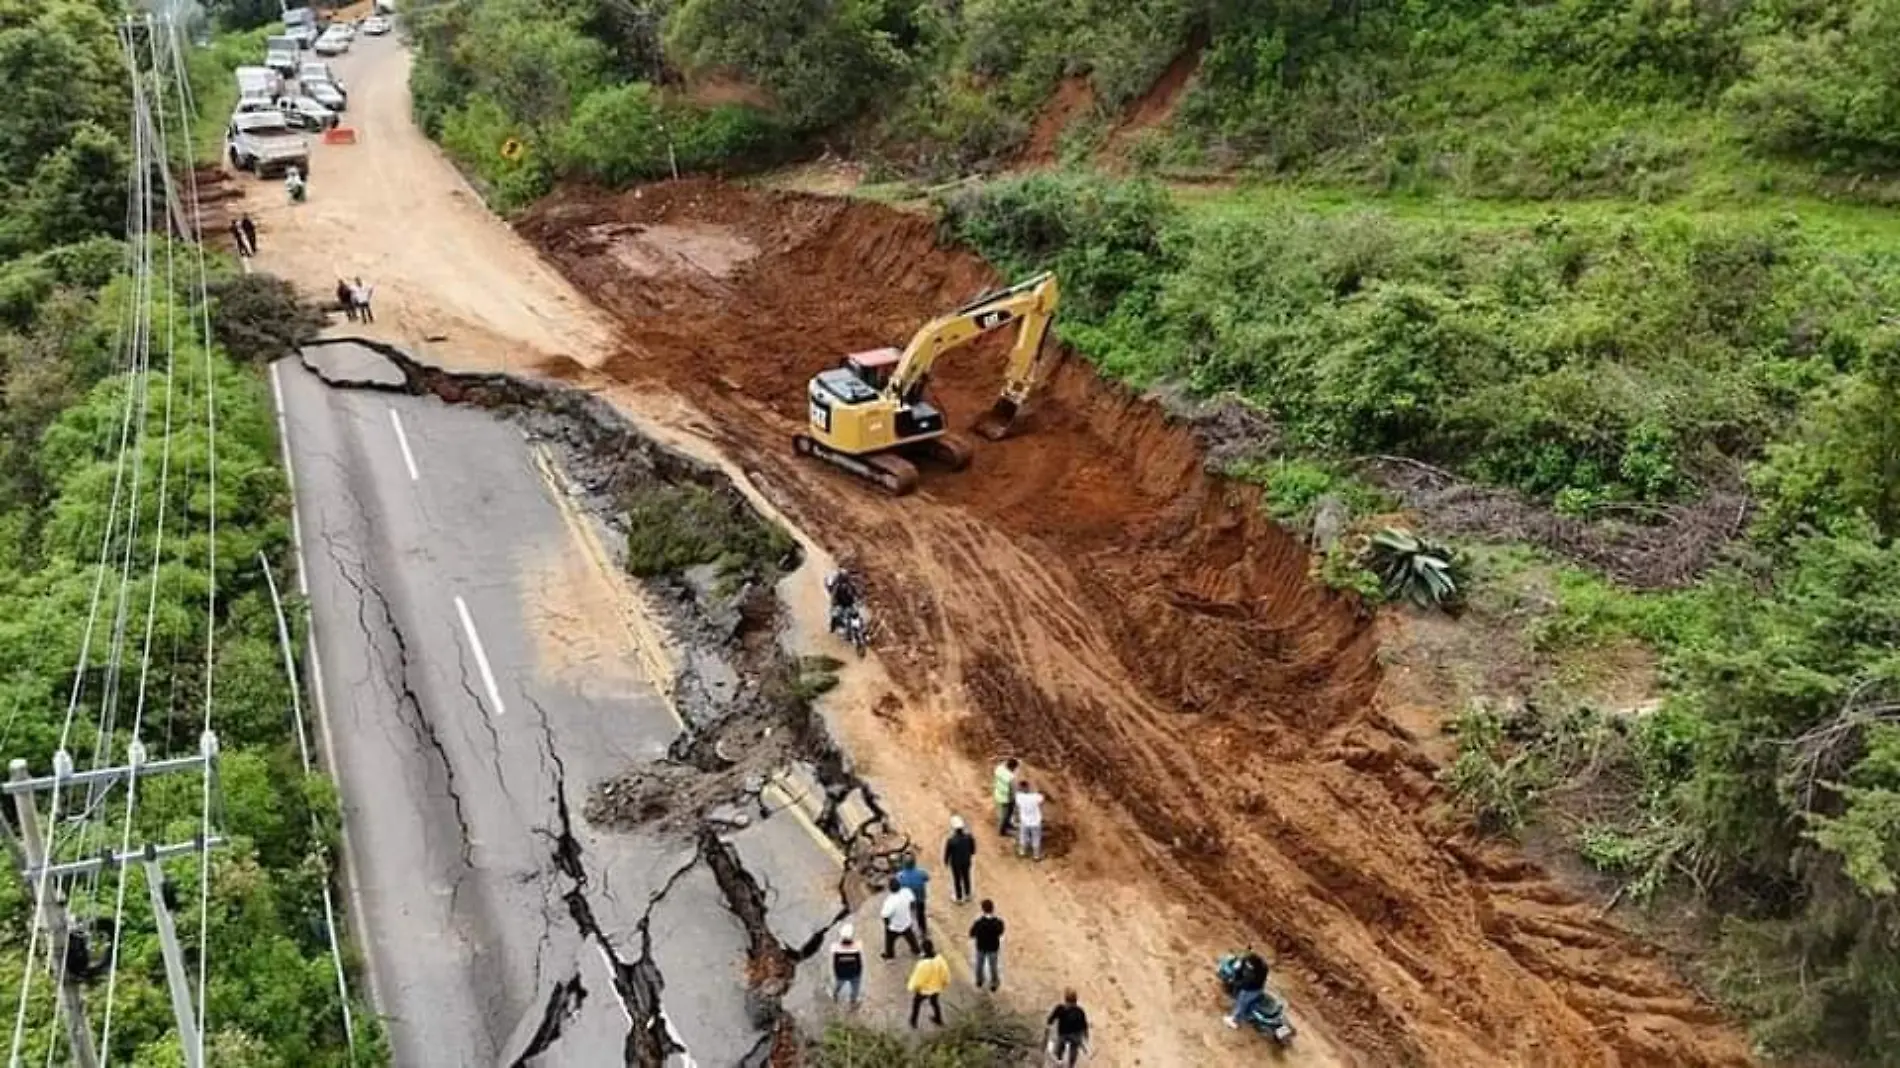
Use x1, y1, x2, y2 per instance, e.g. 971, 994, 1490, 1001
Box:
0, 1, 128, 188
16, 121, 129, 251
663, 0, 912, 128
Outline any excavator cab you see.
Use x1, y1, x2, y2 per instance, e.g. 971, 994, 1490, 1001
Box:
845, 348, 902, 391
794, 272, 1059, 496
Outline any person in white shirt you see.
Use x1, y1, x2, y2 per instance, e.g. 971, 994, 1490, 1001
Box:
879, 877, 920, 959
1014, 780, 1046, 861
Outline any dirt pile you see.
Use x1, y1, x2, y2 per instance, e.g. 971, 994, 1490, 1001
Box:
516, 179, 1751, 1066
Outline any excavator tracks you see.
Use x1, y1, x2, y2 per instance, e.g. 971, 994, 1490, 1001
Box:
794, 434, 921, 496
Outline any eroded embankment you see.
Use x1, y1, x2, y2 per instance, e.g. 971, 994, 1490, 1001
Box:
513, 179, 1753, 1067
298, 339, 909, 1065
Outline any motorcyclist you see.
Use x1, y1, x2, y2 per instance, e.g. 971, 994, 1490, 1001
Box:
824, 560, 861, 636
1225, 950, 1270, 1029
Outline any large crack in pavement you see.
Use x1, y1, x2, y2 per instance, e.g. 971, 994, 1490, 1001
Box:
295, 340, 913, 1063
319, 527, 479, 889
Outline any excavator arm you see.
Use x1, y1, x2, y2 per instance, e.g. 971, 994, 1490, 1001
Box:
886, 272, 1060, 436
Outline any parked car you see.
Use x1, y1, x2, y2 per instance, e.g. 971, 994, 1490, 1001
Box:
235, 94, 336, 132
327, 20, 355, 40
287, 23, 318, 49
226, 111, 310, 177
264, 48, 298, 77
283, 95, 338, 130
298, 61, 344, 94
362, 15, 391, 35
313, 30, 349, 56
301, 78, 346, 112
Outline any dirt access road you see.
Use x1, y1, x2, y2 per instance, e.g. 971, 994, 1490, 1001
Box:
236, 33, 1755, 1068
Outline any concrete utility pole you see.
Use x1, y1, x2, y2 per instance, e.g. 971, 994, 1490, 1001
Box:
142, 847, 199, 1068
5, 732, 225, 1068
9, 759, 100, 1068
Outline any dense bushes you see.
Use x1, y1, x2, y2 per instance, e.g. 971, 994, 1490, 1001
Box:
1725, 0, 1900, 170
405, 0, 1900, 197
946, 173, 1900, 508
409, 0, 792, 209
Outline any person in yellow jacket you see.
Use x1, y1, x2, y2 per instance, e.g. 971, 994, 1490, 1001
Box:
907, 939, 950, 1028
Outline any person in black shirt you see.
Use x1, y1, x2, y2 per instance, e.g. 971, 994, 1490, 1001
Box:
1046, 989, 1089, 1066
829, 923, 864, 1007
944, 815, 977, 903
968, 899, 1004, 992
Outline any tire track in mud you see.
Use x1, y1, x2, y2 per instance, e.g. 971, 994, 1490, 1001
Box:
516, 179, 1752, 1067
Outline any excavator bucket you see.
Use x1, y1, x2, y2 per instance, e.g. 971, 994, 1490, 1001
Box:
973, 398, 1020, 441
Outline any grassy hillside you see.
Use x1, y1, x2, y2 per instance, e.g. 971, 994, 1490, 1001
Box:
408, 0, 1900, 201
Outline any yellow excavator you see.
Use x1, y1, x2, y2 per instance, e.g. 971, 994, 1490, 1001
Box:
794, 272, 1060, 495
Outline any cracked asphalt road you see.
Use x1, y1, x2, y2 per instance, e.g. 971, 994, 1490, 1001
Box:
273, 348, 766, 1066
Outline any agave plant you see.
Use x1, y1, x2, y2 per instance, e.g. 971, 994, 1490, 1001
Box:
1367, 527, 1460, 610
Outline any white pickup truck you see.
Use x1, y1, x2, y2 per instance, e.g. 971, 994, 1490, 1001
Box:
226, 111, 311, 177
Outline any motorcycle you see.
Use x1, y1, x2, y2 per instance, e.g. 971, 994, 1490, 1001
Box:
831, 603, 870, 658
1216, 953, 1296, 1046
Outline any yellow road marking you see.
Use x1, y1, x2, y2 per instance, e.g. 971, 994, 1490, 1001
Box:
528, 444, 686, 732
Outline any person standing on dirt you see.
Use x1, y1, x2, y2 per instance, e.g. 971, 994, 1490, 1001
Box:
896, 855, 931, 937
906, 939, 950, 1029
829, 923, 864, 1007
229, 218, 250, 258
969, 899, 1004, 992
352, 277, 376, 323
879, 877, 920, 959
239, 214, 257, 257
1226, 949, 1270, 1029
336, 279, 357, 321
993, 757, 1020, 836
944, 816, 977, 903
1014, 779, 1046, 861
1046, 989, 1090, 1066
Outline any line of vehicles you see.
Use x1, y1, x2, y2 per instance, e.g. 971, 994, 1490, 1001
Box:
225, 4, 391, 178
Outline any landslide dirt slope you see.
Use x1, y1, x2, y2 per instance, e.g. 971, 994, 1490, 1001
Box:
517, 180, 1751, 1067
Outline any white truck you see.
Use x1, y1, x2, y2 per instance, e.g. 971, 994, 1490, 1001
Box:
226, 111, 311, 177
265, 36, 300, 77
235, 65, 283, 98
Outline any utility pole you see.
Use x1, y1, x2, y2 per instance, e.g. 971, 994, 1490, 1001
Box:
142, 846, 199, 1068
9, 758, 99, 1068
5, 733, 224, 1068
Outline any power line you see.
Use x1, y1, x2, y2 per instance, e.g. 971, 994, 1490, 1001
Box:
96, 19, 188, 1055
5, 17, 159, 1059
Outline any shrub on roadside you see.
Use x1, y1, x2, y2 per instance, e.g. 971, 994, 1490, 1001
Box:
623, 481, 795, 581
208, 273, 326, 364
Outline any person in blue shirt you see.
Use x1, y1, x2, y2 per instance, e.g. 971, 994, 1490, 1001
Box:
895, 855, 931, 938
